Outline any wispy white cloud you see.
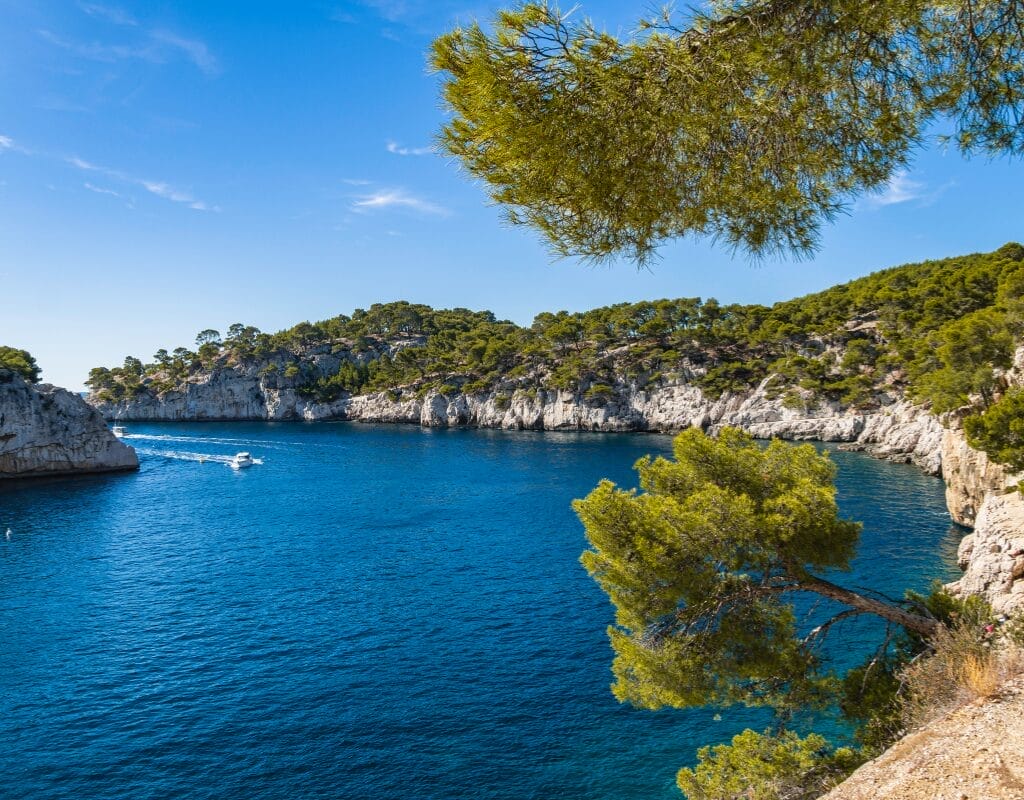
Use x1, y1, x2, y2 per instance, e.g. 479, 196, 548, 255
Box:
359, 0, 415, 23
386, 140, 432, 157
868, 170, 924, 207
150, 30, 219, 75
0, 135, 32, 155
141, 179, 219, 211
66, 155, 99, 171
39, 20, 219, 75
39, 29, 150, 64
352, 188, 449, 216
0, 134, 219, 212
78, 2, 137, 27
865, 170, 954, 210
342, 178, 373, 186
141, 180, 193, 203
83, 182, 123, 198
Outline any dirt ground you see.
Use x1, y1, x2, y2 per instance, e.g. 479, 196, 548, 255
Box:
821, 678, 1024, 800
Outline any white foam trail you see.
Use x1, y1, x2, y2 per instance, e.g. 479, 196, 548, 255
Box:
135, 448, 266, 468
135, 448, 235, 464
122, 433, 292, 449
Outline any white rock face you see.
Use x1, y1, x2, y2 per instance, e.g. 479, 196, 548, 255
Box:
0, 370, 138, 479
941, 348, 1024, 612
92, 375, 944, 471
946, 490, 1024, 615
940, 425, 1016, 526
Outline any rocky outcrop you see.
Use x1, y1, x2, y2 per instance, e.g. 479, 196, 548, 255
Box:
942, 348, 1024, 612
0, 370, 138, 479
941, 419, 1018, 528
947, 491, 1024, 616
941, 426, 1012, 527
821, 676, 1024, 800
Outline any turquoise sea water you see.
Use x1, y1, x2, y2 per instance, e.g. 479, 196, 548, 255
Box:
0, 423, 962, 800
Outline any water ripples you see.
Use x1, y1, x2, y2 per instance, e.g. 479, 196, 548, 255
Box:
0, 423, 961, 800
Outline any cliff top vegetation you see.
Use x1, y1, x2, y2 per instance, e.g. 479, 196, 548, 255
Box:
0, 347, 41, 384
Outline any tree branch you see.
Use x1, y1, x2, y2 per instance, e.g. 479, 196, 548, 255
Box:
797, 574, 939, 636
802, 607, 868, 648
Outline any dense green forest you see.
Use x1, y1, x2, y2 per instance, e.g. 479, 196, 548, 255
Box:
88, 244, 1024, 468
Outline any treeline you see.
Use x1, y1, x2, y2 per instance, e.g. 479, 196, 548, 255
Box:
87, 244, 1024, 470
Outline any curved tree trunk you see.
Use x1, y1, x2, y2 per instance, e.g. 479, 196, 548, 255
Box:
798, 575, 940, 637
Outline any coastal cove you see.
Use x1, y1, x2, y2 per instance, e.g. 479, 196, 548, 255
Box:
0, 422, 962, 800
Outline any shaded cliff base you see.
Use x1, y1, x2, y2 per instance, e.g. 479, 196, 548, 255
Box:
0, 370, 138, 479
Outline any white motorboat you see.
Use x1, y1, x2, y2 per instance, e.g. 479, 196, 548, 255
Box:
112, 425, 126, 438
229, 452, 255, 469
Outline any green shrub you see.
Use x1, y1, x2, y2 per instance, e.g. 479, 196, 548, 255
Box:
0, 346, 41, 383
781, 389, 807, 411
964, 389, 1024, 474
584, 383, 616, 401
462, 379, 491, 394
677, 729, 862, 800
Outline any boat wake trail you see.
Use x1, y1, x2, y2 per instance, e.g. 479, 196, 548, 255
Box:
123, 433, 288, 450
134, 448, 264, 467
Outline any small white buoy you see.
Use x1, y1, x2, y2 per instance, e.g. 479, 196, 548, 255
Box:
5, 528, 11, 540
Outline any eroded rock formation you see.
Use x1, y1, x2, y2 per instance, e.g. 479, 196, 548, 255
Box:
0, 369, 137, 479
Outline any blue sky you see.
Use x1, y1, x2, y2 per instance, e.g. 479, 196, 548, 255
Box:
2, 0, 1023, 390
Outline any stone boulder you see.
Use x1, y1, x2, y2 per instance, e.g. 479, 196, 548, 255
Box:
0, 370, 138, 479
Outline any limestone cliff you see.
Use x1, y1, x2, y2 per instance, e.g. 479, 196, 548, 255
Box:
0, 369, 138, 479
941, 348, 1024, 614
92, 374, 944, 472
948, 490, 1024, 616
940, 422, 1024, 615
941, 425, 1015, 527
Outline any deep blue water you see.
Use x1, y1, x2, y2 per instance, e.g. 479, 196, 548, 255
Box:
0, 423, 962, 800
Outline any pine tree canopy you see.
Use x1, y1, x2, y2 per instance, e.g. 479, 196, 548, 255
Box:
576, 428, 939, 713
432, 1, 1024, 263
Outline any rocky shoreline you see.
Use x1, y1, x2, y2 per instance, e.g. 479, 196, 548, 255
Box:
95, 370, 946, 463
1, 369, 137, 480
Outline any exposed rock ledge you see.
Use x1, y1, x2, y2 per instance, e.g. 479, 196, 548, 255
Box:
948, 490, 1024, 616
0, 369, 138, 479
821, 677, 1024, 800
